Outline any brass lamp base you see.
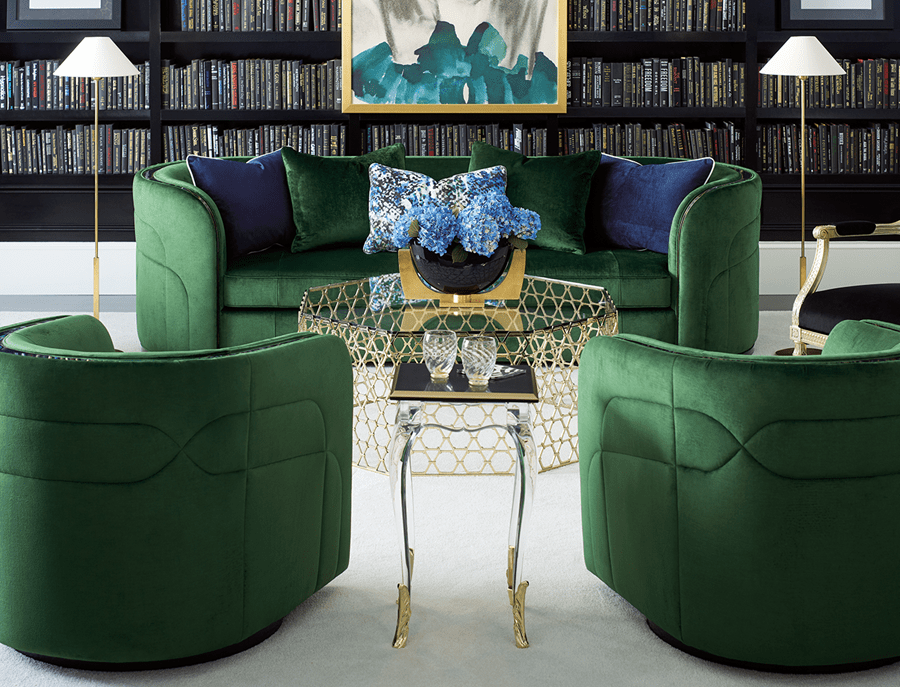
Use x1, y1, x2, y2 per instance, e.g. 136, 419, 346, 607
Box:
398, 248, 526, 307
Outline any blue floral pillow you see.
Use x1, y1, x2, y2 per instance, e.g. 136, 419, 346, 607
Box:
365, 164, 507, 254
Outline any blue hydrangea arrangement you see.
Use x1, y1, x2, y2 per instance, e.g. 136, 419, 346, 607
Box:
392, 193, 541, 263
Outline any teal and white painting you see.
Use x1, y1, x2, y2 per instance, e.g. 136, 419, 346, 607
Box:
343, 0, 565, 112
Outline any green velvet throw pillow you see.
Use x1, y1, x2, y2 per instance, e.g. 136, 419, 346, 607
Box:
285, 143, 406, 252
468, 142, 601, 254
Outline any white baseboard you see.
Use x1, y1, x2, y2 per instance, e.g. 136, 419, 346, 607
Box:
1, 241, 897, 298
0, 242, 136, 295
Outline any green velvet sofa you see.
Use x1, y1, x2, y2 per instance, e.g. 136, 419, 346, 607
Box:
133, 155, 762, 353
578, 318, 900, 670
0, 315, 352, 669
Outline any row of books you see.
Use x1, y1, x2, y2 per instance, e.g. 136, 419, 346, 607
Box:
0, 61, 150, 111
162, 58, 341, 111
757, 122, 900, 175
560, 121, 743, 163
163, 123, 346, 160
0, 125, 150, 175
179, 0, 340, 31
360, 123, 549, 157
759, 59, 900, 110
567, 0, 745, 31
568, 57, 744, 108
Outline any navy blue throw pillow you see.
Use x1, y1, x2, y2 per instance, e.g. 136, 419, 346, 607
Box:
593, 155, 715, 254
186, 150, 293, 260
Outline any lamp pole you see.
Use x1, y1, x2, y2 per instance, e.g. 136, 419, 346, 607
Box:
93, 76, 100, 319
799, 74, 807, 291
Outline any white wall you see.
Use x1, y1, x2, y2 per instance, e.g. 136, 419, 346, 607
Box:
1, 241, 898, 298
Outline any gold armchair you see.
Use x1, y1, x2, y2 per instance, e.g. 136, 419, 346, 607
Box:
791, 220, 900, 355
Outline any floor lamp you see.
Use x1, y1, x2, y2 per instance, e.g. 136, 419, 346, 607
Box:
759, 37, 844, 353
55, 37, 138, 320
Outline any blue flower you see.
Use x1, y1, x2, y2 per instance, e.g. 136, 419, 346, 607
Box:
412, 202, 459, 256
389, 191, 541, 257
457, 197, 504, 257
509, 207, 541, 241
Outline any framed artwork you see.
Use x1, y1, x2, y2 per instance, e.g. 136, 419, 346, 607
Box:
342, 0, 566, 113
781, 0, 892, 30
6, 0, 121, 30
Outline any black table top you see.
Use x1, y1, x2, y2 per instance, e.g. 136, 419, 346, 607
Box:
389, 363, 539, 403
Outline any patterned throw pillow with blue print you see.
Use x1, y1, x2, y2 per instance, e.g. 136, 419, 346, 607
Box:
364, 164, 507, 254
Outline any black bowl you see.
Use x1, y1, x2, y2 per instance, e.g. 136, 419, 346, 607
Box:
410, 239, 512, 295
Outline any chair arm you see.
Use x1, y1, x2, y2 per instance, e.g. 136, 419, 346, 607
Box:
133, 162, 228, 351
1, 315, 115, 355
668, 166, 762, 353
813, 219, 900, 240
791, 219, 900, 339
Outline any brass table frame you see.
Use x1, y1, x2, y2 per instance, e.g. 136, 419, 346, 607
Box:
298, 274, 618, 475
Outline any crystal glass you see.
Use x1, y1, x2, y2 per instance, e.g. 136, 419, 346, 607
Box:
461, 335, 497, 389
422, 329, 457, 382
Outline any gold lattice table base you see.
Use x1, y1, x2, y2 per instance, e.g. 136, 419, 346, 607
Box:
298, 275, 618, 475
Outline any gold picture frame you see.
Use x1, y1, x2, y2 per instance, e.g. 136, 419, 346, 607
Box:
342, 0, 566, 113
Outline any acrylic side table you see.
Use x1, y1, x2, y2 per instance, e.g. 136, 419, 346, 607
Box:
387, 363, 539, 649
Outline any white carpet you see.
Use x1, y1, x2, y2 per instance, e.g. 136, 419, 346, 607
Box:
0, 310, 895, 686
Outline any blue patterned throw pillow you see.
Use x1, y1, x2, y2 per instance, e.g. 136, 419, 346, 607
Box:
365, 164, 507, 254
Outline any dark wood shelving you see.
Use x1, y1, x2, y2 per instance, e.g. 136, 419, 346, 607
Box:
160, 109, 347, 121
3, 0, 900, 241
159, 30, 340, 43
568, 31, 747, 43
1, 110, 150, 121
562, 107, 746, 119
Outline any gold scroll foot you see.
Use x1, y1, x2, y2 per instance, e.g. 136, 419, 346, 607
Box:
393, 584, 411, 648
509, 581, 529, 648
507, 546, 529, 648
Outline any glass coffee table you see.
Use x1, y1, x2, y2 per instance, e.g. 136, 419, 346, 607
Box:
298, 274, 618, 475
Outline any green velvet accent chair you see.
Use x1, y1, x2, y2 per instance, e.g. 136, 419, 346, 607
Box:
0, 315, 352, 670
579, 319, 900, 670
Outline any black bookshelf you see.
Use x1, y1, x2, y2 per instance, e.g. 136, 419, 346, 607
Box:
1, 0, 899, 242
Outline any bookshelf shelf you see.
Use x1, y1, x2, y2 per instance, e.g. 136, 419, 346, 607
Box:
0, 110, 150, 121
568, 31, 747, 43
563, 107, 745, 119
160, 109, 347, 121
159, 31, 340, 43
2, 0, 900, 242
0, 32, 151, 45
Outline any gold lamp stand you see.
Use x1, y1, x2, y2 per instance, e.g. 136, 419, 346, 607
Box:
759, 36, 845, 355
55, 37, 139, 320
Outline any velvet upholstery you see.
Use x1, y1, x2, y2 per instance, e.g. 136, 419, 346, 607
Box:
799, 284, 900, 335
284, 143, 406, 252
0, 315, 352, 666
591, 155, 715, 253
134, 155, 761, 354
468, 142, 602, 254
579, 319, 900, 668
186, 150, 294, 260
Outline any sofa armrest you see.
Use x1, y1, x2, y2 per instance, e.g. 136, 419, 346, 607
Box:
668, 165, 762, 353
133, 162, 228, 351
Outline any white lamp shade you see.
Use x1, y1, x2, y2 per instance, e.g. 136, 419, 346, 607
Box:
760, 36, 845, 77
54, 37, 138, 78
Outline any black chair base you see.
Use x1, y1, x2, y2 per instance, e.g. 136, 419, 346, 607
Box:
19, 618, 283, 672
647, 620, 900, 674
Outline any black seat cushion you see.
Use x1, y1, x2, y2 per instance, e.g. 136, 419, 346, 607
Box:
799, 284, 900, 335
